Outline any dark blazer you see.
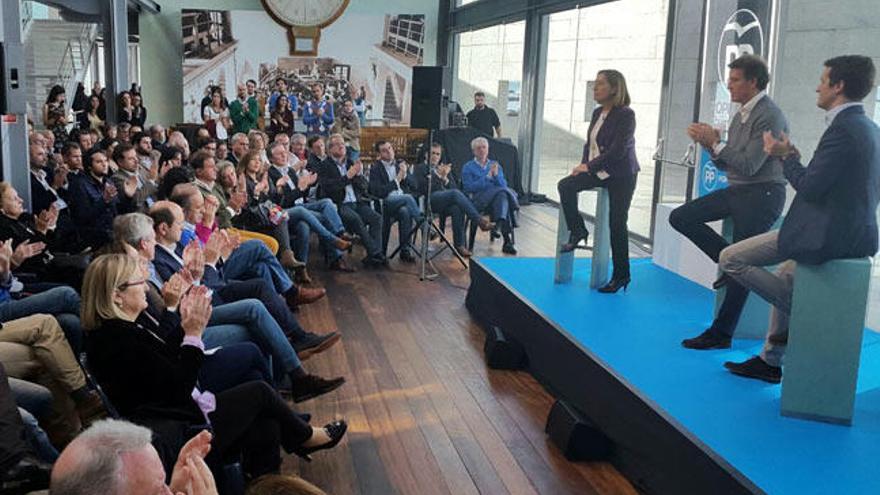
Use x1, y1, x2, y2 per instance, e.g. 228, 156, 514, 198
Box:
316, 156, 370, 205
66, 173, 118, 249
368, 160, 417, 199
411, 162, 458, 198
153, 247, 225, 297
30, 171, 59, 215
580, 106, 640, 177
778, 105, 880, 264
85, 315, 205, 424
266, 166, 307, 208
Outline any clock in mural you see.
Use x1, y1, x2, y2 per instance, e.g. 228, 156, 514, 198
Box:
261, 0, 351, 56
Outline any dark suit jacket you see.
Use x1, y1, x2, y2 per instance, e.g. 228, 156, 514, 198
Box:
580, 106, 640, 178
85, 315, 205, 424
30, 171, 59, 214
778, 105, 880, 263
368, 160, 417, 199
411, 163, 459, 199
315, 156, 370, 205
153, 247, 225, 297
266, 166, 307, 208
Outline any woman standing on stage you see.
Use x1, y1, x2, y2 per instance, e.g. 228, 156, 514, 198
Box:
557, 70, 639, 294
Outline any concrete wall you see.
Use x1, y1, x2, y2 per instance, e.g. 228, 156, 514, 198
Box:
774, 0, 880, 157
139, 0, 440, 126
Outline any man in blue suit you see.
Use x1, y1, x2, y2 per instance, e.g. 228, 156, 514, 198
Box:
719, 55, 879, 383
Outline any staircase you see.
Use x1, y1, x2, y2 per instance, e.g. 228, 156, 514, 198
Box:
24, 20, 98, 127
382, 77, 402, 121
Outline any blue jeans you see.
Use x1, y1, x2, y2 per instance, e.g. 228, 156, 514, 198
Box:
303, 198, 346, 234
0, 286, 83, 355
10, 378, 57, 463
205, 299, 302, 380
223, 240, 294, 294
384, 193, 421, 253
431, 189, 482, 248
19, 408, 58, 462
286, 204, 344, 263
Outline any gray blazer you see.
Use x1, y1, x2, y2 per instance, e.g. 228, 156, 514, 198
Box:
714, 95, 788, 186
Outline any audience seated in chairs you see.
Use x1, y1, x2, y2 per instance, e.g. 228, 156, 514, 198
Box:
462, 137, 519, 255
80, 254, 349, 483
412, 143, 494, 257
316, 134, 386, 268
368, 140, 422, 262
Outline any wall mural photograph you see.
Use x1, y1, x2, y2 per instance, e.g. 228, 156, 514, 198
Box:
181, 6, 427, 130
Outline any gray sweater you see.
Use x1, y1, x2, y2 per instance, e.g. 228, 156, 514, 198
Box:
714, 95, 789, 186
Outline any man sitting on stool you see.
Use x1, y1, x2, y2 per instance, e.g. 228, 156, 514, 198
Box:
368, 140, 422, 262
412, 143, 494, 257
462, 137, 519, 255
720, 55, 880, 383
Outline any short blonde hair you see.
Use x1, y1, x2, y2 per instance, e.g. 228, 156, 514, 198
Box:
81, 254, 141, 331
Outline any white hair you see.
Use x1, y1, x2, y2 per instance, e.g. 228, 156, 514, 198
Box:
51, 419, 153, 495
470, 137, 489, 150
113, 213, 154, 247
231, 132, 248, 145
291, 133, 307, 144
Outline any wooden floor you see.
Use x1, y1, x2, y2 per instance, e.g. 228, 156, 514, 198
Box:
285, 204, 642, 495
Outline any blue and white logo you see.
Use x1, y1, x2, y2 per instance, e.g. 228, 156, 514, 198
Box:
717, 9, 765, 93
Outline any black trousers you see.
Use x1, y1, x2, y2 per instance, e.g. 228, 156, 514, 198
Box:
209, 381, 312, 480
557, 172, 637, 279
668, 182, 785, 336
0, 364, 28, 472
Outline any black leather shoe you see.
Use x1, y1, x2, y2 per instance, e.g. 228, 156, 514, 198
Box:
682, 329, 731, 350
713, 273, 732, 290
291, 374, 346, 403
502, 242, 517, 255
598, 276, 631, 294
1, 456, 51, 493
400, 250, 417, 263
561, 231, 589, 253
724, 356, 782, 383
292, 420, 348, 461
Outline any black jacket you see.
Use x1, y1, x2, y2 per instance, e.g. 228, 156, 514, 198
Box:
316, 156, 370, 205
368, 160, 417, 199
85, 315, 205, 424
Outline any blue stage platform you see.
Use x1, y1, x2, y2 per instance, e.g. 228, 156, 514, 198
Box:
470, 257, 880, 495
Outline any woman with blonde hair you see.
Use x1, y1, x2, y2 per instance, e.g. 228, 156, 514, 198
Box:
557, 69, 640, 293
82, 254, 348, 480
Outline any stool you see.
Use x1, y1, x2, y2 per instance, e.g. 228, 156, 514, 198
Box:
780, 257, 872, 425
554, 188, 610, 289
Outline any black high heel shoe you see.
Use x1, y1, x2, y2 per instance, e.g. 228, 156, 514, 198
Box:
560, 232, 590, 253
293, 420, 348, 462
598, 276, 631, 294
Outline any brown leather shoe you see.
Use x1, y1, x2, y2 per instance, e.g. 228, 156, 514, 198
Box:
334, 237, 352, 250
456, 246, 473, 257
280, 249, 306, 269
478, 217, 495, 232
295, 287, 326, 305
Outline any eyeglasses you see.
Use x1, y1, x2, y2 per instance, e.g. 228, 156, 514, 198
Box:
117, 279, 146, 291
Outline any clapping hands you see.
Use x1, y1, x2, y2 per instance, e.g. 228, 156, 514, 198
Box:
179, 285, 212, 338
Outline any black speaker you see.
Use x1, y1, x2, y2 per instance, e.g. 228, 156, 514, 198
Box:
484, 326, 527, 370
410, 66, 443, 130
545, 400, 612, 461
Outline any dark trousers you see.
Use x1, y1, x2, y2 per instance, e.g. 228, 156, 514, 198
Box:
215, 279, 309, 344
557, 173, 637, 279
209, 381, 312, 479
669, 182, 785, 336
339, 201, 383, 258
432, 190, 481, 248
0, 364, 28, 472
199, 342, 272, 394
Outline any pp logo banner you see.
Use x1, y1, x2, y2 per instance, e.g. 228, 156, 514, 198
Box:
717, 6, 767, 94
698, 148, 728, 197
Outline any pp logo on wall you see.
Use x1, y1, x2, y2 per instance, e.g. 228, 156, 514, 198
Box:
716, 6, 766, 88
698, 148, 728, 197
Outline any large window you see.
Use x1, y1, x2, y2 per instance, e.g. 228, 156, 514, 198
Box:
532, 0, 669, 238
452, 21, 526, 140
